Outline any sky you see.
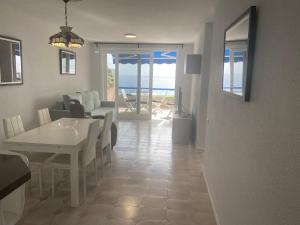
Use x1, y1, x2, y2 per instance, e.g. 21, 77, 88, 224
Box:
107, 53, 176, 90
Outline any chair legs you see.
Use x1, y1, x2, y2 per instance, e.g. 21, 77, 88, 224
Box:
38, 168, 43, 198
82, 168, 87, 201
100, 150, 104, 177
28, 166, 44, 199
97, 144, 112, 175
51, 168, 55, 198
0, 200, 5, 225
94, 159, 98, 184
51, 164, 98, 200
108, 144, 112, 166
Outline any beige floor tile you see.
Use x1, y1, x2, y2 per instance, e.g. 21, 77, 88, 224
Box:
107, 218, 135, 225
94, 191, 120, 205
137, 207, 166, 221
111, 206, 139, 219
84, 203, 114, 218
166, 209, 189, 223
189, 192, 210, 202
141, 196, 167, 208
167, 190, 190, 200
136, 220, 166, 225
191, 212, 217, 225
117, 195, 143, 207
50, 212, 81, 225
78, 215, 109, 225
148, 188, 168, 197
166, 199, 193, 211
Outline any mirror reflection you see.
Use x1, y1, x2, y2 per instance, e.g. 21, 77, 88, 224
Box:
60, 50, 76, 75
223, 14, 250, 96
0, 36, 23, 85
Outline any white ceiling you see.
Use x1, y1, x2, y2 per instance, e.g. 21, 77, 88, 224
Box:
3, 0, 216, 43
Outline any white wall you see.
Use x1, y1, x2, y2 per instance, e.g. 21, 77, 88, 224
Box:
191, 23, 213, 149
204, 1, 300, 225
0, 3, 92, 140
90, 45, 103, 99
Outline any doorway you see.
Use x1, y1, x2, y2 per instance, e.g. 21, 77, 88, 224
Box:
104, 50, 176, 120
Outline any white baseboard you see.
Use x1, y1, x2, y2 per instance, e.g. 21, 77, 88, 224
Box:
201, 164, 221, 225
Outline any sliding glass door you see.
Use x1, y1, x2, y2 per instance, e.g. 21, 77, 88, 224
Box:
116, 52, 152, 119
104, 50, 176, 120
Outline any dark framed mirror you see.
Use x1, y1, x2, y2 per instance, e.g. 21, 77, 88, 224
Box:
0, 36, 23, 86
222, 6, 257, 101
60, 49, 76, 75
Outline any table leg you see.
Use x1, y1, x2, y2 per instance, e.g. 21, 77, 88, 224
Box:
0, 201, 5, 225
70, 152, 79, 207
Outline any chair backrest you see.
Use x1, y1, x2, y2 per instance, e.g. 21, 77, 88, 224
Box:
3, 115, 25, 138
121, 89, 128, 100
99, 111, 113, 149
37, 108, 52, 126
70, 103, 85, 118
82, 121, 100, 167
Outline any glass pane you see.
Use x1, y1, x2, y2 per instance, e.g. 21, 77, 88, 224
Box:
69, 54, 76, 74
152, 51, 176, 120
140, 54, 150, 115
106, 53, 116, 101
60, 50, 75, 74
223, 48, 231, 92
223, 48, 246, 95
232, 50, 244, 95
14, 43, 22, 81
118, 54, 138, 114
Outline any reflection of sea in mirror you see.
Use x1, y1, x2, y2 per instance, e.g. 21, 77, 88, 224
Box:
61, 50, 76, 74
223, 13, 250, 96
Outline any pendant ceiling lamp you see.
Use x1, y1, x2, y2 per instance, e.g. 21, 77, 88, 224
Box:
49, 0, 84, 48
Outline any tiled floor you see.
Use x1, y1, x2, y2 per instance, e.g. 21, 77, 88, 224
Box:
18, 120, 217, 225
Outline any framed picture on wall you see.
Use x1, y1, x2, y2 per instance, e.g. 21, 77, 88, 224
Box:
59, 49, 76, 75
222, 6, 257, 101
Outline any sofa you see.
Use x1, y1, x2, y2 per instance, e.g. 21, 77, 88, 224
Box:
49, 90, 116, 121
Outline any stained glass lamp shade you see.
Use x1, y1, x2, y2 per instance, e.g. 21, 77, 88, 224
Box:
49, 0, 84, 48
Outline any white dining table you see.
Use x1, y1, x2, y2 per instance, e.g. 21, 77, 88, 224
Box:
2, 118, 102, 207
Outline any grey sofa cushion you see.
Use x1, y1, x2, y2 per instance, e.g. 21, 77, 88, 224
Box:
91, 107, 116, 121
49, 101, 69, 120
91, 90, 101, 108
81, 91, 95, 112
59, 90, 115, 120
55, 101, 65, 110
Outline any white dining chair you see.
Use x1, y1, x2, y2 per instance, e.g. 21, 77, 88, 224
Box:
97, 111, 113, 171
2, 115, 57, 198
0, 150, 28, 225
50, 121, 100, 200
37, 108, 52, 126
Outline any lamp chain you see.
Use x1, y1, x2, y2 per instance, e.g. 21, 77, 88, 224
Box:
64, 0, 68, 26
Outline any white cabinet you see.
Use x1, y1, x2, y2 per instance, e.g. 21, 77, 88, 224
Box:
185, 54, 202, 75
172, 114, 192, 145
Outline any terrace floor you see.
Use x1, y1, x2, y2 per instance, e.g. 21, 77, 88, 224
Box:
18, 120, 217, 225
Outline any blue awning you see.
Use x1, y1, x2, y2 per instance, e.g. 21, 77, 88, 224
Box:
224, 48, 244, 63
113, 51, 176, 64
